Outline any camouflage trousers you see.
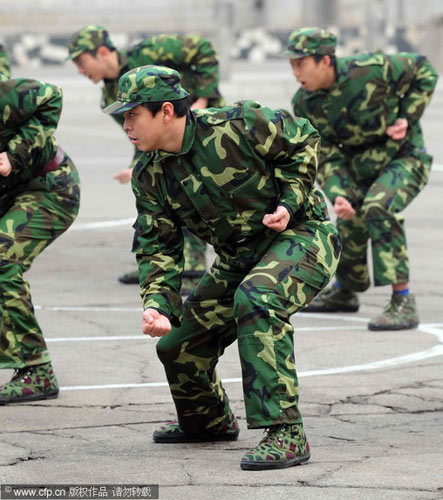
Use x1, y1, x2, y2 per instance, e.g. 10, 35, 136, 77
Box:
156, 220, 340, 429
336, 151, 431, 291
182, 228, 206, 277
0, 158, 80, 369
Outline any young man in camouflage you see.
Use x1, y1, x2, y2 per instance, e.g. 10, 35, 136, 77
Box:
104, 65, 341, 470
0, 72, 81, 404
67, 25, 224, 289
286, 27, 438, 330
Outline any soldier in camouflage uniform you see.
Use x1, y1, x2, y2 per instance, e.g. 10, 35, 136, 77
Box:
285, 27, 438, 330
0, 72, 81, 404
104, 65, 341, 470
67, 25, 224, 290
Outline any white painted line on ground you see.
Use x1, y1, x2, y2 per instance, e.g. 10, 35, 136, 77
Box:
45, 325, 368, 343
69, 218, 135, 231
47, 335, 144, 342
60, 321, 443, 391
35, 305, 141, 312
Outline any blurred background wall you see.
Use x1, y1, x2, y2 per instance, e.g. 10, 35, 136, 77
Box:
1, 0, 442, 73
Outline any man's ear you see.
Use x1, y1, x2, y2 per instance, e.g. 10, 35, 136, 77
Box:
96, 46, 111, 59
161, 102, 175, 123
323, 55, 332, 67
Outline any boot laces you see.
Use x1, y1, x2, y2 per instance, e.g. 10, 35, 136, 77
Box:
11, 367, 34, 383
261, 424, 288, 445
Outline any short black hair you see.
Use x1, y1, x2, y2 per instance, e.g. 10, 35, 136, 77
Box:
312, 54, 336, 66
143, 96, 191, 117
79, 46, 116, 59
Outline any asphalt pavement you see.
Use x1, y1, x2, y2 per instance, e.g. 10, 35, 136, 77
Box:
0, 62, 442, 500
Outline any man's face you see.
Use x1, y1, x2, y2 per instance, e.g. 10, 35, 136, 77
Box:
73, 51, 107, 83
123, 105, 164, 152
290, 56, 331, 92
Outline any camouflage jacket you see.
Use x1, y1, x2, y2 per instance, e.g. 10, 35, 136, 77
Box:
102, 34, 224, 130
132, 100, 329, 323
292, 52, 438, 203
0, 45, 10, 79
0, 78, 60, 196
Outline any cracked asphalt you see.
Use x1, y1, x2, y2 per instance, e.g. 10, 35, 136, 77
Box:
0, 64, 442, 500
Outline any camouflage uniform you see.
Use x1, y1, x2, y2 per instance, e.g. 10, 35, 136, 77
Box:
0, 45, 11, 79
0, 78, 80, 382
289, 29, 438, 292
105, 67, 341, 443
68, 26, 225, 280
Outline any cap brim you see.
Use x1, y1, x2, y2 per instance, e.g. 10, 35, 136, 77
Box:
280, 49, 308, 59
64, 49, 84, 62
103, 100, 140, 115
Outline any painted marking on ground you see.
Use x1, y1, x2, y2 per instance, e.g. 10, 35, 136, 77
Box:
55, 319, 443, 391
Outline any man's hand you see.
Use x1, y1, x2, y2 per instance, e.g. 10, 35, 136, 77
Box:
142, 308, 172, 337
334, 196, 356, 220
262, 205, 290, 232
386, 118, 408, 140
113, 167, 133, 184
0, 152, 12, 177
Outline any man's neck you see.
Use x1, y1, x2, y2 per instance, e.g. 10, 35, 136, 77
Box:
161, 115, 187, 154
104, 51, 120, 80
321, 65, 336, 90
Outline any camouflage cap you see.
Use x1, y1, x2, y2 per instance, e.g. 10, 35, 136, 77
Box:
282, 27, 336, 59
67, 25, 115, 60
103, 65, 190, 115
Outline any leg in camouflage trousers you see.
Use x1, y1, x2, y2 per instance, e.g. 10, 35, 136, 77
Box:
310, 151, 430, 329
0, 159, 80, 402
156, 221, 340, 433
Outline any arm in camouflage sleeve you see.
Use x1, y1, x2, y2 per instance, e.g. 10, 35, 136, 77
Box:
0, 45, 11, 79
388, 53, 438, 124
131, 158, 184, 326
243, 102, 320, 219
6, 80, 62, 174
317, 138, 355, 205
143, 35, 221, 100
291, 91, 354, 205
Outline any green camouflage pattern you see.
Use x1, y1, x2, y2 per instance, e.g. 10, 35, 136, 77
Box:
0, 44, 11, 79
283, 27, 336, 59
0, 362, 59, 404
293, 52, 438, 290
240, 423, 310, 470
101, 33, 224, 129
368, 293, 419, 330
100, 35, 221, 275
104, 65, 190, 114
67, 24, 115, 60
132, 100, 341, 428
0, 78, 62, 191
0, 79, 80, 368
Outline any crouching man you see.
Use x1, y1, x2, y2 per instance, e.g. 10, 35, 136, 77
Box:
105, 65, 341, 470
